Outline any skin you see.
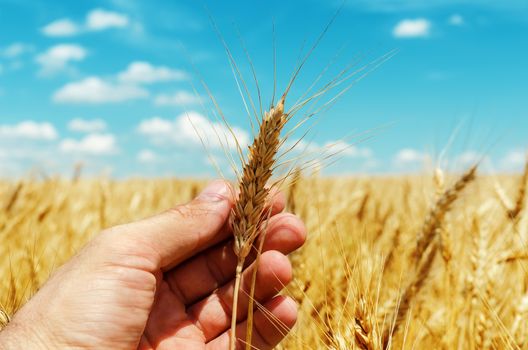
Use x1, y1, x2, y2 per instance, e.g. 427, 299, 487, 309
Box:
0, 180, 306, 350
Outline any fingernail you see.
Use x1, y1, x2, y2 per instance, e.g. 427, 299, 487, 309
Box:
197, 180, 231, 202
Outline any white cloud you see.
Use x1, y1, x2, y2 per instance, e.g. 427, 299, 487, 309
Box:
118, 61, 187, 84
2, 43, 33, 58
0, 121, 58, 140
393, 18, 431, 38
323, 140, 373, 158
278, 139, 375, 175
36, 44, 87, 76
68, 118, 107, 133
394, 148, 425, 165
86, 8, 129, 31
154, 91, 201, 106
456, 151, 481, 166
53, 77, 149, 104
501, 150, 526, 170
41, 19, 80, 37
137, 117, 173, 135
41, 9, 128, 38
448, 14, 464, 26
59, 133, 117, 155
138, 112, 249, 150
137, 149, 159, 163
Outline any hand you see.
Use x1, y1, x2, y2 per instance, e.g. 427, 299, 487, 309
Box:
0, 180, 306, 349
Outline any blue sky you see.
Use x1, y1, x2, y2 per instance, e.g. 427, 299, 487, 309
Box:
0, 0, 527, 178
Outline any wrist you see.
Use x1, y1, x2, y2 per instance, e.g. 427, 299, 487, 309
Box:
0, 320, 51, 350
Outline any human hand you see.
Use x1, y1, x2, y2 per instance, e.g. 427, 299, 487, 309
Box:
0, 180, 306, 349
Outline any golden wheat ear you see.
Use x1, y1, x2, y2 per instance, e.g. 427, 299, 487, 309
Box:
228, 94, 287, 350
415, 165, 477, 262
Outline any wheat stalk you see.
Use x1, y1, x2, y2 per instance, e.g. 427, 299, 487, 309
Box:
287, 167, 302, 214
469, 217, 494, 349
229, 95, 287, 350
382, 243, 438, 349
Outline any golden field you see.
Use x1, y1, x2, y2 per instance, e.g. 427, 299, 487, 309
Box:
1, 171, 527, 349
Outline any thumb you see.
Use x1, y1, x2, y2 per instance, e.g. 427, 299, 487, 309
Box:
108, 180, 235, 270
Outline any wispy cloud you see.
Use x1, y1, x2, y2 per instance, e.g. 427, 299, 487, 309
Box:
0, 121, 58, 140
52, 60, 189, 104
53, 77, 148, 104
393, 148, 426, 166
138, 112, 249, 151
393, 18, 431, 38
448, 14, 465, 26
86, 8, 129, 31
41, 19, 80, 37
36, 44, 87, 76
455, 150, 483, 166
1, 43, 34, 58
41, 8, 129, 38
322, 140, 373, 159
59, 133, 118, 155
118, 61, 187, 84
154, 91, 201, 106
137, 149, 160, 163
501, 149, 526, 170
68, 118, 107, 133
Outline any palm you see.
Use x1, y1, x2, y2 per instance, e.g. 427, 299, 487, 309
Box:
137, 237, 296, 349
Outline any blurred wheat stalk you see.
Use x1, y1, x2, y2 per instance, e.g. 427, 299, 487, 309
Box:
1, 166, 528, 349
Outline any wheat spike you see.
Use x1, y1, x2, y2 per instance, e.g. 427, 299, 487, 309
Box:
229, 94, 287, 350
355, 294, 382, 350
508, 156, 528, 221
415, 165, 477, 261
231, 95, 286, 260
4, 182, 23, 213
469, 217, 494, 350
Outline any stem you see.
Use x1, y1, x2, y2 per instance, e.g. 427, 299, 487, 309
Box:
246, 236, 266, 350
230, 258, 244, 350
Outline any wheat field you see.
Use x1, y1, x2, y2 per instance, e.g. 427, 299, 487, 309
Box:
1, 169, 527, 349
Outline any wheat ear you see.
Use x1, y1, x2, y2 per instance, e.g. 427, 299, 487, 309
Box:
508, 156, 528, 221
229, 95, 287, 350
415, 165, 477, 261
383, 167, 477, 348
355, 294, 382, 350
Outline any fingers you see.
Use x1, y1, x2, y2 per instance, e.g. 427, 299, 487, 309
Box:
187, 251, 292, 341
165, 213, 306, 305
104, 180, 286, 270
206, 296, 297, 350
